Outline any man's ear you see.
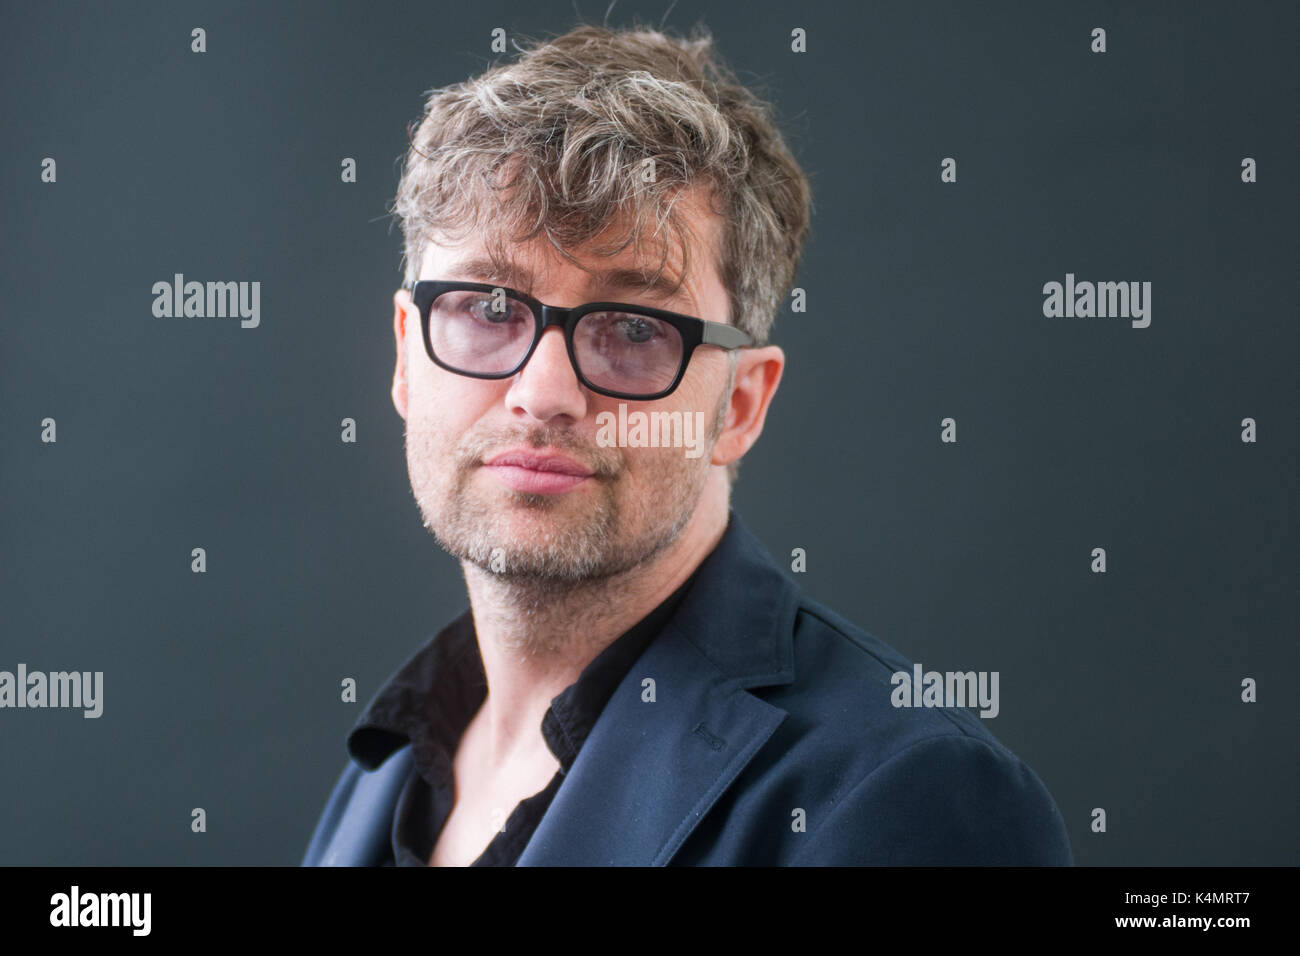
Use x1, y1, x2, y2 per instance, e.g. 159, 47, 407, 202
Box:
711, 345, 784, 469
392, 288, 411, 420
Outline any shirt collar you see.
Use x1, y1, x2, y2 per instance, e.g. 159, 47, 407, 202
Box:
348, 608, 481, 771
346, 563, 699, 773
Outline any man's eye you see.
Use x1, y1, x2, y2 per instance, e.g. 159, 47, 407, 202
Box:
469, 297, 517, 323
616, 316, 656, 343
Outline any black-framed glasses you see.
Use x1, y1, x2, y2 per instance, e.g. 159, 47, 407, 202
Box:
411, 279, 754, 400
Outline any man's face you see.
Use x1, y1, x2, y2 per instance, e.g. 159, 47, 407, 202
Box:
391, 191, 734, 587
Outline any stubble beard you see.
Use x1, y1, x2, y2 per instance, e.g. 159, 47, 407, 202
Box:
405, 387, 728, 615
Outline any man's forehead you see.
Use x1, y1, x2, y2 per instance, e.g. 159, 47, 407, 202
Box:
423, 187, 723, 307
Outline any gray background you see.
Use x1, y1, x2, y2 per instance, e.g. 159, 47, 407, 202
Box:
2, 0, 1296, 865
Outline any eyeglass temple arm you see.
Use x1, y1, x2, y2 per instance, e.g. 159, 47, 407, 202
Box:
702, 322, 754, 349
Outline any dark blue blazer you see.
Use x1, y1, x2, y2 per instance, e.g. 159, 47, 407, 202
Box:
302, 511, 1073, 866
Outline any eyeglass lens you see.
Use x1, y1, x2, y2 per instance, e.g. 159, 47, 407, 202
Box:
428, 288, 685, 395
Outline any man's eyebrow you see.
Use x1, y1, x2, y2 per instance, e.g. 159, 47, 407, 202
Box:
447, 257, 685, 303
447, 257, 531, 289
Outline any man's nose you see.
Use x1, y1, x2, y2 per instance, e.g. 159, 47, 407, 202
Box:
504, 326, 589, 423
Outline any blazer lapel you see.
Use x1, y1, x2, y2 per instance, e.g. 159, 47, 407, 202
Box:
517, 512, 799, 866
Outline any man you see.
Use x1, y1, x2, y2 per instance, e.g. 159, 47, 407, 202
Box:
302, 23, 1072, 866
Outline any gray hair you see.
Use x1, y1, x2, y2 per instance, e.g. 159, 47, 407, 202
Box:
391, 21, 813, 348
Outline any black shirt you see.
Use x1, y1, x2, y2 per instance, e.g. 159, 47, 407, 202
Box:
346, 573, 697, 866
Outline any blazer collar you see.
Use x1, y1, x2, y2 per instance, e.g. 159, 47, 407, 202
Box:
665, 508, 799, 690
516, 509, 798, 865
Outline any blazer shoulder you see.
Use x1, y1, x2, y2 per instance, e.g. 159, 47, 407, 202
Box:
301, 759, 365, 866
794, 731, 1073, 864
787, 594, 1002, 748
301, 745, 414, 866
751, 595, 1072, 864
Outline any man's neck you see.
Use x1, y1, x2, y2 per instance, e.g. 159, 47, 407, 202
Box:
459, 486, 729, 767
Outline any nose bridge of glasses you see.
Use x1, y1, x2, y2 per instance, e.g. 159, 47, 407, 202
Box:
538, 302, 579, 331
524, 304, 580, 380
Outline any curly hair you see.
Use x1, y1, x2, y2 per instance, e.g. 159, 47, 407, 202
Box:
391, 21, 813, 348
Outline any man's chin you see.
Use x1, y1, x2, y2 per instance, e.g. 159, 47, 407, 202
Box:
481, 485, 597, 521
489, 496, 608, 545
430, 483, 614, 570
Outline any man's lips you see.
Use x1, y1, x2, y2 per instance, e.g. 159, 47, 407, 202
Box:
481, 449, 596, 494
483, 450, 593, 475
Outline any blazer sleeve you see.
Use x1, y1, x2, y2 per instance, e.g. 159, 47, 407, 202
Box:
788, 733, 1073, 865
